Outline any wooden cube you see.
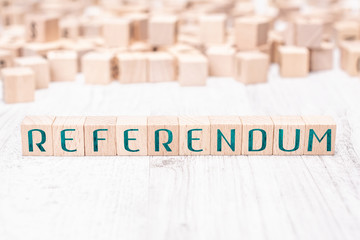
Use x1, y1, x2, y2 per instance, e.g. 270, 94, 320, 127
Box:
52, 116, 86, 156
118, 52, 147, 83
21, 116, 55, 156
25, 14, 60, 42
22, 41, 62, 57
0, 39, 24, 57
47, 50, 77, 82
279, 46, 309, 77
210, 116, 242, 155
59, 18, 80, 40
147, 52, 175, 82
149, 15, 178, 47
1, 6, 25, 26
79, 18, 102, 38
206, 46, 235, 77
1, 67, 35, 103
235, 16, 269, 50
82, 52, 114, 84
241, 116, 274, 155
334, 21, 360, 44
199, 14, 226, 45
234, 51, 269, 84
147, 116, 179, 156
310, 42, 334, 71
116, 116, 147, 156
295, 18, 323, 48
103, 18, 130, 48
177, 54, 208, 86
14, 56, 50, 89
339, 41, 360, 76
84, 116, 117, 156
272, 116, 305, 155
179, 116, 210, 155
269, 30, 284, 63
127, 13, 148, 42
61, 39, 94, 72
0, 49, 13, 69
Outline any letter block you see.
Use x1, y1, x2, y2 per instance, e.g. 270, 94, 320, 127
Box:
82, 52, 114, 84
21, 116, 55, 156
279, 46, 309, 78
118, 52, 147, 83
25, 14, 59, 42
179, 116, 210, 155
241, 116, 274, 155
206, 46, 235, 77
47, 50, 77, 82
234, 51, 269, 84
199, 14, 226, 45
177, 54, 208, 86
116, 116, 147, 156
103, 18, 130, 48
302, 116, 336, 155
0, 49, 13, 69
310, 42, 334, 71
14, 56, 50, 89
272, 116, 305, 155
210, 116, 242, 155
149, 15, 178, 47
147, 52, 175, 82
84, 116, 117, 156
235, 16, 270, 50
147, 116, 179, 156
52, 116, 86, 156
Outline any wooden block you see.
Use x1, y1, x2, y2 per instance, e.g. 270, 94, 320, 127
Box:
22, 41, 62, 57
0, 49, 13, 69
334, 21, 360, 44
47, 50, 77, 82
234, 51, 269, 84
52, 116, 86, 156
339, 41, 360, 76
310, 42, 334, 71
235, 16, 269, 50
210, 116, 242, 155
79, 18, 102, 38
1, 67, 35, 103
149, 15, 178, 47
116, 116, 147, 156
302, 116, 336, 155
59, 18, 80, 40
295, 18, 323, 48
177, 54, 208, 86
272, 116, 305, 155
84, 116, 117, 156
147, 52, 175, 82
206, 46, 235, 77
14, 56, 50, 89
82, 52, 114, 84
0, 39, 24, 57
179, 116, 210, 155
127, 13, 148, 42
21, 116, 55, 156
147, 116, 179, 156
103, 18, 130, 48
1, 6, 25, 26
269, 30, 284, 63
199, 14, 226, 45
25, 14, 60, 42
279, 46, 309, 78
117, 52, 147, 83
61, 39, 94, 72
241, 116, 274, 155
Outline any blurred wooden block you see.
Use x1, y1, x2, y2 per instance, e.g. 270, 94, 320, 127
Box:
47, 50, 77, 81
199, 14, 226, 45
21, 116, 55, 156
0, 49, 13, 69
334, 21, 360, 44
147, 116, 179, 156
269, 30, 284, 63
1, 67, 35, 103
118, 52, 147, 83
149, 15, 178, 47
339, 41, 360, 76
82, 52, 114, 84
84, 116, 117, 156
1, 6, 25, 26
147, 52, 175, 82
179, 116, 210, 155
22, 41, 62, 57
310, 42, 334, 71
302, 116, 336, 155
234, 51, 269, 84
0, 39, 24, 57
14, 56, 50, 89
279, 46, 309, 77
295, 18, 323, 48
103, 18, 130, 48
52, 116, 86, 156
272, 116, 305, 155
235, 16, 269, 50
25, 14, 60, 42
116, 116, 147, 156
61, 39, 94, 72
241, 116, 274, 155
59, 18, 80, 40
210, 116, 242, 155
206, 46, 235, 77
127, 13, 148, 42
177, 54, 208, 86
79, 18, 102, 38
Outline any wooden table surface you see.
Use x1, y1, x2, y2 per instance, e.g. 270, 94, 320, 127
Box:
0, 51, 359, 240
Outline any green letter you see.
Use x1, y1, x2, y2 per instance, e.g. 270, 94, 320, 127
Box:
93, 129, 108, 152
188, 129, 203, 152
60, 129, 76, 152
248, 129, 267, 151
124, 129, 139, 152
155, 129, 173, 152
28, 129, 46, 152
279, 129, 300, 152
217, 129, 235, 152
308, 129, 332, 152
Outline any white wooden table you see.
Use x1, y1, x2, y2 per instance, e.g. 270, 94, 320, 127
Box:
0, 51, 360, 240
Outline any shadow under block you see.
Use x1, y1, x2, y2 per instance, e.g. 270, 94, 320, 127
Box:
84, 116, 117, 156
279, 46, 309, 77
52, 116, 86, 156
25, 14, 59, 42
82, 52, 113, 84
149, 15, 178, 47
0, 49, 13, 69
47, 50, 77, 82
310, 42, 334, 71
206, 46, 235, 77
147, 52, 175, 82
116, 116, 147, 156
1, 67, 35, 103
118, 52, 147, 83
340, 41, 360, 76
103, 18, 130, 48
177, 54, 208, 86
241, 116, 274, 155
21, 116, 55, 156
14, 56, 50, 89
235, 16, 269, 50
147, 116, 179, 156
234, 51, 269, 84
295, 18, 323, 48
272, 116, 305, 155
302, 116, 336, 155
210, 116, 242, 155
179, 116, 210, 155
199, 14, 226, 45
